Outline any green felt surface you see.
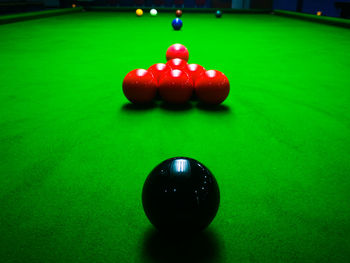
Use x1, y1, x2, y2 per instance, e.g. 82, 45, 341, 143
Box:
1, 11, 350, 263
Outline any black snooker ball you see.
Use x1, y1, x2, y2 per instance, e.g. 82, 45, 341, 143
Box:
142, 157, 220, 233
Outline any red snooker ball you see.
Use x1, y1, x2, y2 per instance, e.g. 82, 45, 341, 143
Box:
166, 58, 188, 71
148, 63, 169, 84
122, 69, 157, 104
166, 44, 189, 62
195, 70, 230, 105
186, 64, 205, 84
159, 69, 193, 104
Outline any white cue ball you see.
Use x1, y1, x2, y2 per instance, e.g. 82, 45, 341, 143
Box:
150, 9, 157, 16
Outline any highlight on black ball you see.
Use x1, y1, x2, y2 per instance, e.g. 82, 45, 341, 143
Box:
142, 157, 220, 233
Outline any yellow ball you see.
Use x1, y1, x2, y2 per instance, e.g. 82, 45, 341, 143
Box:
136, 9, 143, 17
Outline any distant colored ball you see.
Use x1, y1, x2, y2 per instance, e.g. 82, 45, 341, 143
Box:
216, 10, 222, 18
150, 9, 157, 16
195, 70, 230, 105
122, 69, 157, 104
136, 9, 143, 17
175, 9, 182, 17
166, 43, 189, 61
172, 18, 183, 30
159, 70, 193, 104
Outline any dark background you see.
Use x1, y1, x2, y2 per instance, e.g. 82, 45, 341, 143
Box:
274, 0, 350, 17
0, 0, 350, 18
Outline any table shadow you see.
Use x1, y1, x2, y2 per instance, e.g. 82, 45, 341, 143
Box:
141, 228, 221, 263
159, 102, 193, 112
120, 102, 231, 114
121, 103, 157, 112
196, 103, 231, 113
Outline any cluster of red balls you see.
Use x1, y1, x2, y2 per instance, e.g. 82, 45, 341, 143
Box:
122, 44, 230, 105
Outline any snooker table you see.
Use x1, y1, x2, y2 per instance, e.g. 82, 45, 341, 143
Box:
1, 9, 350, 263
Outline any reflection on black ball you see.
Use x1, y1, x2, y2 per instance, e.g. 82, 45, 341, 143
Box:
142, 157, 220, 232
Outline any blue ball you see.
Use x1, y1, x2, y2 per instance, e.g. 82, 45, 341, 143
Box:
172, 18, 183, 30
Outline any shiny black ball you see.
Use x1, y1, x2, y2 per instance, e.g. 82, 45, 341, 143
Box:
142, 157, 220, 232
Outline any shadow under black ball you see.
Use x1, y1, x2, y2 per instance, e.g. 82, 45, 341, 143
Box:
142, 157, 220, 233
